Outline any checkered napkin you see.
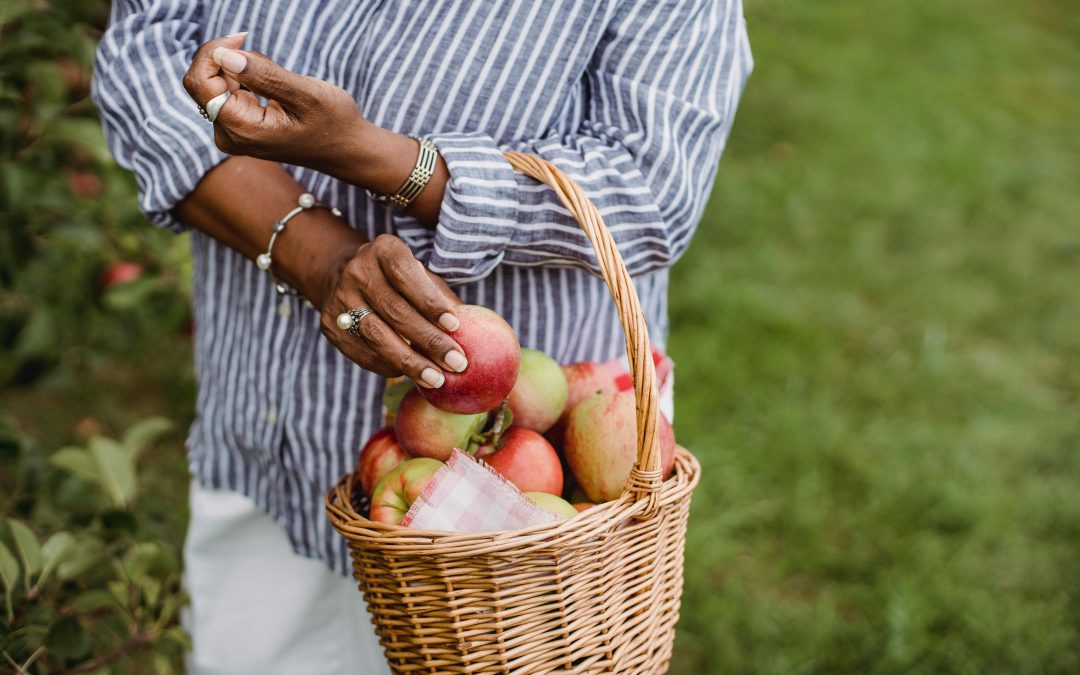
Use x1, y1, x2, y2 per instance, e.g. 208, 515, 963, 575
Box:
401, 450, 559, 532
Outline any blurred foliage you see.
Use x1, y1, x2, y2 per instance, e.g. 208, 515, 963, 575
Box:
0, 418, 188, 674
2, 1, 195, 672
0, 0, 192, 390
2, 0, 1079, 673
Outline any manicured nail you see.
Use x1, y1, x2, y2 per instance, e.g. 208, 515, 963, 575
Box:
218, 48, 248, 73
445, 350, 467, 373
439, 313, 459, 331
420, 368, 445, 388
225, 31, 250, 38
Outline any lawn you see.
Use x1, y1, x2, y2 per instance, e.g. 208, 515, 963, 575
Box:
669, 0, 1080, 672
2, 0, 1079, 672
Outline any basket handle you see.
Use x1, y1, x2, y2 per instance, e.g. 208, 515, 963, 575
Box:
503, 152, 663, 518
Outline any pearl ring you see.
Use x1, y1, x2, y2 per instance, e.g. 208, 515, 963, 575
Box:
337, 308, 374, 337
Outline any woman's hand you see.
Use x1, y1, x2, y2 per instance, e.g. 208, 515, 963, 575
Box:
181, 35, 369, 174
318, 235, 469, 388
181, 36, 466, 385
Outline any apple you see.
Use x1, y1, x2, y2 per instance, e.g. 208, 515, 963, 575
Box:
368, 458, 443, 525
67, 168, 103, 198
479, 427, 563, 496
564, 392, 676, 503
507, 348, 567, 433
355, 427, 410, 496
573, 503, 596, 512
394, 387, 487, 461
545, 361, 619, 448
100, 262, 143, 290
563, 361, 619, 414
419, 305, 520, 414
525, 492, 578, 519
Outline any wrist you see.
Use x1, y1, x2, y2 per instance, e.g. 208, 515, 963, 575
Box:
327, 123, 430, 195
268, 206, 366, 310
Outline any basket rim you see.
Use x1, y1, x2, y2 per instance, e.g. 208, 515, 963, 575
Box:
326, 447, 701, 557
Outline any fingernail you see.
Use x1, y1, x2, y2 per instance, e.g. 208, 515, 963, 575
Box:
439, 313, 459, 331
225, 31, 250, 38
421, 368, 445, 388
219, 48, 248, 73
445, 350, 467, 373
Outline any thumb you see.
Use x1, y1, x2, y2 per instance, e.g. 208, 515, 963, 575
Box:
213, 48, 309, 108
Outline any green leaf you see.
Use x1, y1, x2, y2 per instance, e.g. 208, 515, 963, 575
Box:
0, 540, 18, 621
49, 447, 100, 484
382, 379, 415, 414
45, 616, 90, 661
122, 417, 173, 458
122, 542, 161, 581
7, 519, 42, 583
57, 536, 107, 581
162, 625, 192, 651
46, 118, 111, 164
138, 576, 162, 608
38, 531, 76, 588
89, 436, 137, 507
72, 589, 119, 612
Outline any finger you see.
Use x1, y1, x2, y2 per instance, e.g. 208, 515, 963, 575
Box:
372, 235, 462, 332
213, 88, 273, 130
182, 33, 248, 106
213, 48, 317, 112
362, 274, 467, 373
427, 270, 463, 307
320, 305, 401, 378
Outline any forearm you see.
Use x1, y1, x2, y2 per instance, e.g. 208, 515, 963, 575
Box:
175, 156, 365, 308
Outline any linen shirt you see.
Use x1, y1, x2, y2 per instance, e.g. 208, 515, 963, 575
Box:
93, 0, 752, 575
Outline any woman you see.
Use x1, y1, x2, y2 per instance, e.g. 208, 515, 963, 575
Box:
93, 1, 751, 672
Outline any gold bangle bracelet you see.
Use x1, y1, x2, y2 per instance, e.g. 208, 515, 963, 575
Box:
369, 137, 439, 210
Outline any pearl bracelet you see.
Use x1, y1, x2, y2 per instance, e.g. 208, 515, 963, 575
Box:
255, 192, 342, 297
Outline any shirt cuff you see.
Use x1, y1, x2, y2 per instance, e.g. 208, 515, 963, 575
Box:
395, 131, 524, 283
134, 107, 230, 234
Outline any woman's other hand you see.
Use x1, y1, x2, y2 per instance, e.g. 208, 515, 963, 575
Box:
318, 235, 468, 387
181, 35, 368, 174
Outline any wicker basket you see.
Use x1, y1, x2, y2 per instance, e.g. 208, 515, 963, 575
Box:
326, 152, 702, 674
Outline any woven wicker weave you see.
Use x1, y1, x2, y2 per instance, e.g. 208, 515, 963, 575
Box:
326, 152, 701, 674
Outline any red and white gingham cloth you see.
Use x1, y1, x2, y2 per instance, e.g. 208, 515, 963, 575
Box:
401, 450, 559, 532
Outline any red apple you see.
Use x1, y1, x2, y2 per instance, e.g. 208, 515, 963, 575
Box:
355, 427, 410, 496
507, 348, 567, 433
564, 392, 676, 503
479, 427, 563, 496
563, 361, 619, 414
394, 387, 487, 461
525, 492, 578, 519
67, 168, 103, 198
545, 361, 619, 448
419, 305, 520, 414
100, 262, 143, 290
368, 458, 443, 525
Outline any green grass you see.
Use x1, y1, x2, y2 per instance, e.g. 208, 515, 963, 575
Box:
668, 0, 1080, 672
3, 0, 1079, 671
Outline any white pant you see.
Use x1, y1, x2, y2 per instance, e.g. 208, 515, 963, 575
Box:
182, 378, 673, 674
182, 483, 391, 675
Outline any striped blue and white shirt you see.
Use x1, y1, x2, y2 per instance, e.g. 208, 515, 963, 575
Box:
93, 0, 752, 575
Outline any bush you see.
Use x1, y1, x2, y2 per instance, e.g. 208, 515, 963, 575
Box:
0, 417, 188, 673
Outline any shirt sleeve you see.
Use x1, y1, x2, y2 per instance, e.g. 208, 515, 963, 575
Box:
91, 0, 226, 233
398, 0, 753, 283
